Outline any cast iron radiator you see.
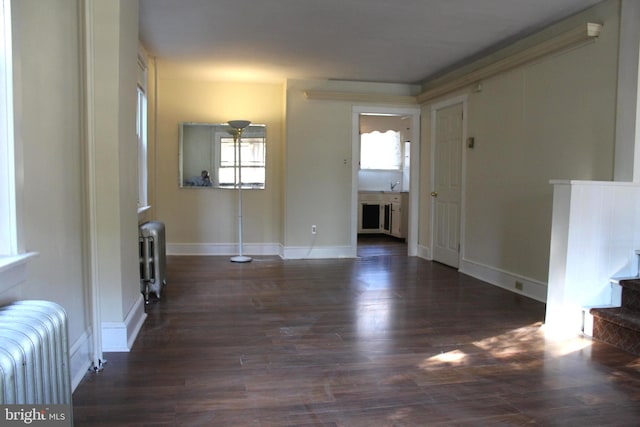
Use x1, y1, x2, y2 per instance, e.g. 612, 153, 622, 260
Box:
139, 221, 167, 303
0, 300, 71, 405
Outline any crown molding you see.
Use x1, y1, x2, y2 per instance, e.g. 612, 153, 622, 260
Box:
417, 22, 602, 104
304, 90, 417, 105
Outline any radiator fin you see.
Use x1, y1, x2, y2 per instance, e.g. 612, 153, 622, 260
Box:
0, 300, 71, 405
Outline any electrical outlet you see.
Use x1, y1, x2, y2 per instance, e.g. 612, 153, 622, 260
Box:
515, 281, 523, 291
311, 225, 317, 235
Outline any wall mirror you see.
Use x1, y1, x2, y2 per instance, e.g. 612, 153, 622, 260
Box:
179, 122, 266, 189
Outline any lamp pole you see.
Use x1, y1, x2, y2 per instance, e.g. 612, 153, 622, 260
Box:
228, 120, 252, 263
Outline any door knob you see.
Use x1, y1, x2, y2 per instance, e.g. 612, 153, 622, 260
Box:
431, 191, 438, 197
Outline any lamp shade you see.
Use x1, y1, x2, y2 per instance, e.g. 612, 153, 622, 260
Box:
228, 120, 251, 130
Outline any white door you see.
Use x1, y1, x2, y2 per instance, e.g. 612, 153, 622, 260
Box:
432, 103, 463, 268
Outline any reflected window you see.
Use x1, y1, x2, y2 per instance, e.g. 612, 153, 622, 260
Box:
219, 136, 266, 188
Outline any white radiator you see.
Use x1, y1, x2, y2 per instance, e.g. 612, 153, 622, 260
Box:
0, 300, 71, 405
139, 221, 167, 303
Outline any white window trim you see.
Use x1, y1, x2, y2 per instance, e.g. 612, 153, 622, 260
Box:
0, 0, 18, 257
136, 48, 149, 211
136, 86, 148, 210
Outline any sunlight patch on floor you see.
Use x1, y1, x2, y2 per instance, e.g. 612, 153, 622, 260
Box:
473, 323, 543, 357
545, 335, 593, 357
419, 349, 468, 369
418, 322, 594, 374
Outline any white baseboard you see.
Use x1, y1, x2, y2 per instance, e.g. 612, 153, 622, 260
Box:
460, 258, 547, 302
416, 247, 545, 301
417, 244, 431, 260
168, 242, 358, 259
283, 245, 356, 259
69, 329, 92, 392
101, 294, 147, 352
167, 242, 282, 256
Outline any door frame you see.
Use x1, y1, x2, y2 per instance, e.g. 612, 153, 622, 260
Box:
430, 95, 468, 267
351, 105, 421, 256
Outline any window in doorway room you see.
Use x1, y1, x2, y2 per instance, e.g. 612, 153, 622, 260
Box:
360, 130, 402, 170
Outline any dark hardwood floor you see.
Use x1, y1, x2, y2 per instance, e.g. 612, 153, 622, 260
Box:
357, 234, 407, 257
73, 244, 640, 426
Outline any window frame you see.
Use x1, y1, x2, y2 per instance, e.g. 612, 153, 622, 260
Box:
217, 135, 266, 189
136, 49, 148, 211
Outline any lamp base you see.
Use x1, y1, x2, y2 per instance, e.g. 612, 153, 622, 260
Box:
230, 255, 252, 263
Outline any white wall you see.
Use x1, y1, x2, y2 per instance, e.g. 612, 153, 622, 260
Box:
154, 78, 284, 255
358, 170, 405, 192
547, 181, 640, 335
418, 0, 620, 301
546, 0, 640, 336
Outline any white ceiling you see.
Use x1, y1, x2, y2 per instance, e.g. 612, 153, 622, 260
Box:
138, 0, 604, 84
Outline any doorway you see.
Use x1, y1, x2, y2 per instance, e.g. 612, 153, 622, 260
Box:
351, 106, 420, 257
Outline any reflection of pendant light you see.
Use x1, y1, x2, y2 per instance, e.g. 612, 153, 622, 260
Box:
228, 120, 252, 263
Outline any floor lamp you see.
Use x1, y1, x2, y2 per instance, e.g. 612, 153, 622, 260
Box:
228, 120, 252, 263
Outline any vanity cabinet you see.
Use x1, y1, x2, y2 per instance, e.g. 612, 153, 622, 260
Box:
358, 192, 382, 233
358, 192, 408, 238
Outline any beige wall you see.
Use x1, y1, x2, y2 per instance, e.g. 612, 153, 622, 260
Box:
11, 0, 87, 339
3, 0, 143, 385
149, 2, 621, 279
90, 0, 141, 322
154, 77, 284, 249
284, 79, 354, 250
419, 0, 620, 292
284, 79, 418, 255
117, 1, 142, 317
152, 76, 417, 255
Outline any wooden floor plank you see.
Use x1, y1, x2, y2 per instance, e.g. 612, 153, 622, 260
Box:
73, 242, 640, 426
